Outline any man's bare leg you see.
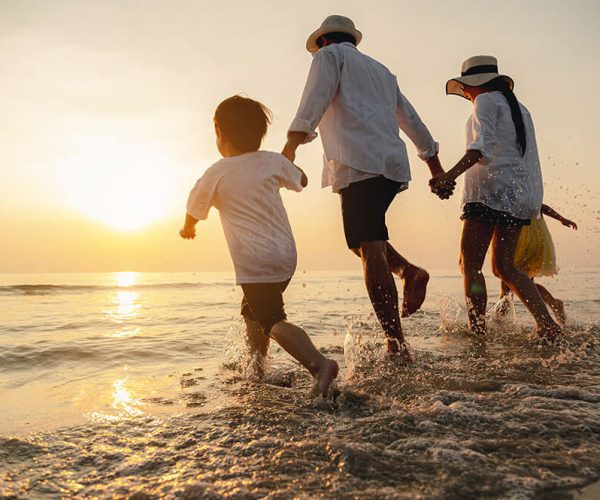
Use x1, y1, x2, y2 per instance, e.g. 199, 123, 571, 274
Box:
243, 316, 270, 379
353, 242, 429, 318
269, 321, 339, 397
358, 240, 411, 362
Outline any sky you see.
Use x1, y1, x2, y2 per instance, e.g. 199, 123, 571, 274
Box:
1, 0, 599, 273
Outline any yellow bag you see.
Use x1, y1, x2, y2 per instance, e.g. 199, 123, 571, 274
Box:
514, 217, 557, 277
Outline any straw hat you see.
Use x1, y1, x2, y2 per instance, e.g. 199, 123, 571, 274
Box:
446, 55, 514, 99
306, 15, 362, 53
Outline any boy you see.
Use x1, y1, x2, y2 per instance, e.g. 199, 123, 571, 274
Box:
180, 95, 338, 397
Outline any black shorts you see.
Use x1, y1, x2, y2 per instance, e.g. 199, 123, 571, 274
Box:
240, 280, 290, 336
461, 202, 530, 227
339, 176, 402, 249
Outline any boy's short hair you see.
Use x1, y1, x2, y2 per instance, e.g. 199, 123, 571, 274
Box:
214, 95, 272, 153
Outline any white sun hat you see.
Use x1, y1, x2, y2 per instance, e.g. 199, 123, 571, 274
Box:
446, 55, 514, 99
306, 15, 362, 53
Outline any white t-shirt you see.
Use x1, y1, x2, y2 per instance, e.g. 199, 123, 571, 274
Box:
288, 42, 439, 192
462, 91, 543, 220
186, 151, 303, 284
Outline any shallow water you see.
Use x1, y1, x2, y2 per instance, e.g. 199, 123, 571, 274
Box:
1, 270, 599, 498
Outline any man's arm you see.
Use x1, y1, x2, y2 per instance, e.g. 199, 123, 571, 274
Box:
180, 212, 199, 239
282, 132, 308, 163
284, 48, 342, 161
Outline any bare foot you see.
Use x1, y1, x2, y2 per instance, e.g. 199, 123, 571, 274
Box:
312, 359, 339, 398
401, 266, 429, 317
386, 339, 413, 364
549, 299, 566, 325
536, 322, 561, 342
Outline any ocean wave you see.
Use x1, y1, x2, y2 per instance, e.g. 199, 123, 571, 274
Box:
0, 281, 232, 296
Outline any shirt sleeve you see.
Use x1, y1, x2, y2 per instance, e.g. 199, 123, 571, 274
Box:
186, 165, 222, 220
288, 46, 342, 144
466, 93, 498, 165
396, 85, 439, 160
277, 154, 303, 192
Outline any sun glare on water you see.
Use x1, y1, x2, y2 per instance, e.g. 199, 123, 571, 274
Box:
59, 138, 179, 232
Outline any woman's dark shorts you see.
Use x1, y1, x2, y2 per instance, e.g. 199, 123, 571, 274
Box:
240, 280, 290, 336
461, 202, 530, 227
339, 176, 402, 249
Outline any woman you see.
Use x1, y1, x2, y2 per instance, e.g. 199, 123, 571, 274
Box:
430, 55, 561, 340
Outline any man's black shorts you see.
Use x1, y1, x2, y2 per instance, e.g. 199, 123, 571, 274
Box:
339, 176, 402, 249
461, 202, 530, 227
240, 280, 290, 336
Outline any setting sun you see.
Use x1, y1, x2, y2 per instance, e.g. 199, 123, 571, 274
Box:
57, 137, 179, 231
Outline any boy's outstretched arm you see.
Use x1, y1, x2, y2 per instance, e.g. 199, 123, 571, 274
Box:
180, 212, 199, 239
295, 163, 308, 187
541, 204, 578, 229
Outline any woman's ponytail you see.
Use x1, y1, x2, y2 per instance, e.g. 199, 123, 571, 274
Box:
484, 77, 527, 156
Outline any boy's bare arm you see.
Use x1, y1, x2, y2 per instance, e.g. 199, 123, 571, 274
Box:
541, 204, 578, 229
180, 212, 199, 239
295, 164, 308, 187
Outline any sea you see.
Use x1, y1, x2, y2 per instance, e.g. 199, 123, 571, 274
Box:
1, 270, 599, 498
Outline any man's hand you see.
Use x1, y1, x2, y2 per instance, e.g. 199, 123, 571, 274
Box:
179, 226, 196, 239
282, 145, 296, 163
560, 217, 578, 230
429, 173, 456, 200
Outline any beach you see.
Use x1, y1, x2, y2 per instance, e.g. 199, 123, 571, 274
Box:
1, 270, 599, 498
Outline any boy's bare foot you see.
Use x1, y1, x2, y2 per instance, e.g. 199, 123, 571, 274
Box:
312, 359, 339, 398
400, 266, 429, 317
549, 299, 566, 325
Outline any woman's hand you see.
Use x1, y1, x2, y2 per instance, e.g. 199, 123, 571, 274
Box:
429, 173, 456, 200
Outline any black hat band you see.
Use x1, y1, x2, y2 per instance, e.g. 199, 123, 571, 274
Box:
461, 64, 499, 77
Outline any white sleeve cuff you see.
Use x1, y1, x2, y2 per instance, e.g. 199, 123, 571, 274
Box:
417, 141, 439, 161
288, 118, 318, 144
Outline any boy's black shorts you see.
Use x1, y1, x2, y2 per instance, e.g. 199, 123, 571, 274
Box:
461, 202, 530, 227
339, 176, 403, 250
240, 280, 290, 336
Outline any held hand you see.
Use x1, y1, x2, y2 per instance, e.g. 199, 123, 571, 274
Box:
281, 145, 296, 163
179, 226, 196, 239
429, 174, 456, 200
561, 218, 578, 230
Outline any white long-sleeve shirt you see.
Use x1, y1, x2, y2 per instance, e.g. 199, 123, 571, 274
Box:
462, 91, 543, 220
288, 42, 438, 192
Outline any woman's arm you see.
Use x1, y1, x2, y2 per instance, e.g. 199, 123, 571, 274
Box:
429, 150, 482, 198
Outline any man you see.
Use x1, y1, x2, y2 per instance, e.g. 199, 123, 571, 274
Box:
282, 15, 452, 360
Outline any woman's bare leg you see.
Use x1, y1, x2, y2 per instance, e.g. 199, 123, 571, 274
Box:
491, 226, 561, 338
460, 219, 495, 335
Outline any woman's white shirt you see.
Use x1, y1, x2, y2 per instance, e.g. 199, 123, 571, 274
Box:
462, 91, 543, 220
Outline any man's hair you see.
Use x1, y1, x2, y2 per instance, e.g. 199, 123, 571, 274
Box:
316, 31, 357, 48
214, 95, 272, 152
